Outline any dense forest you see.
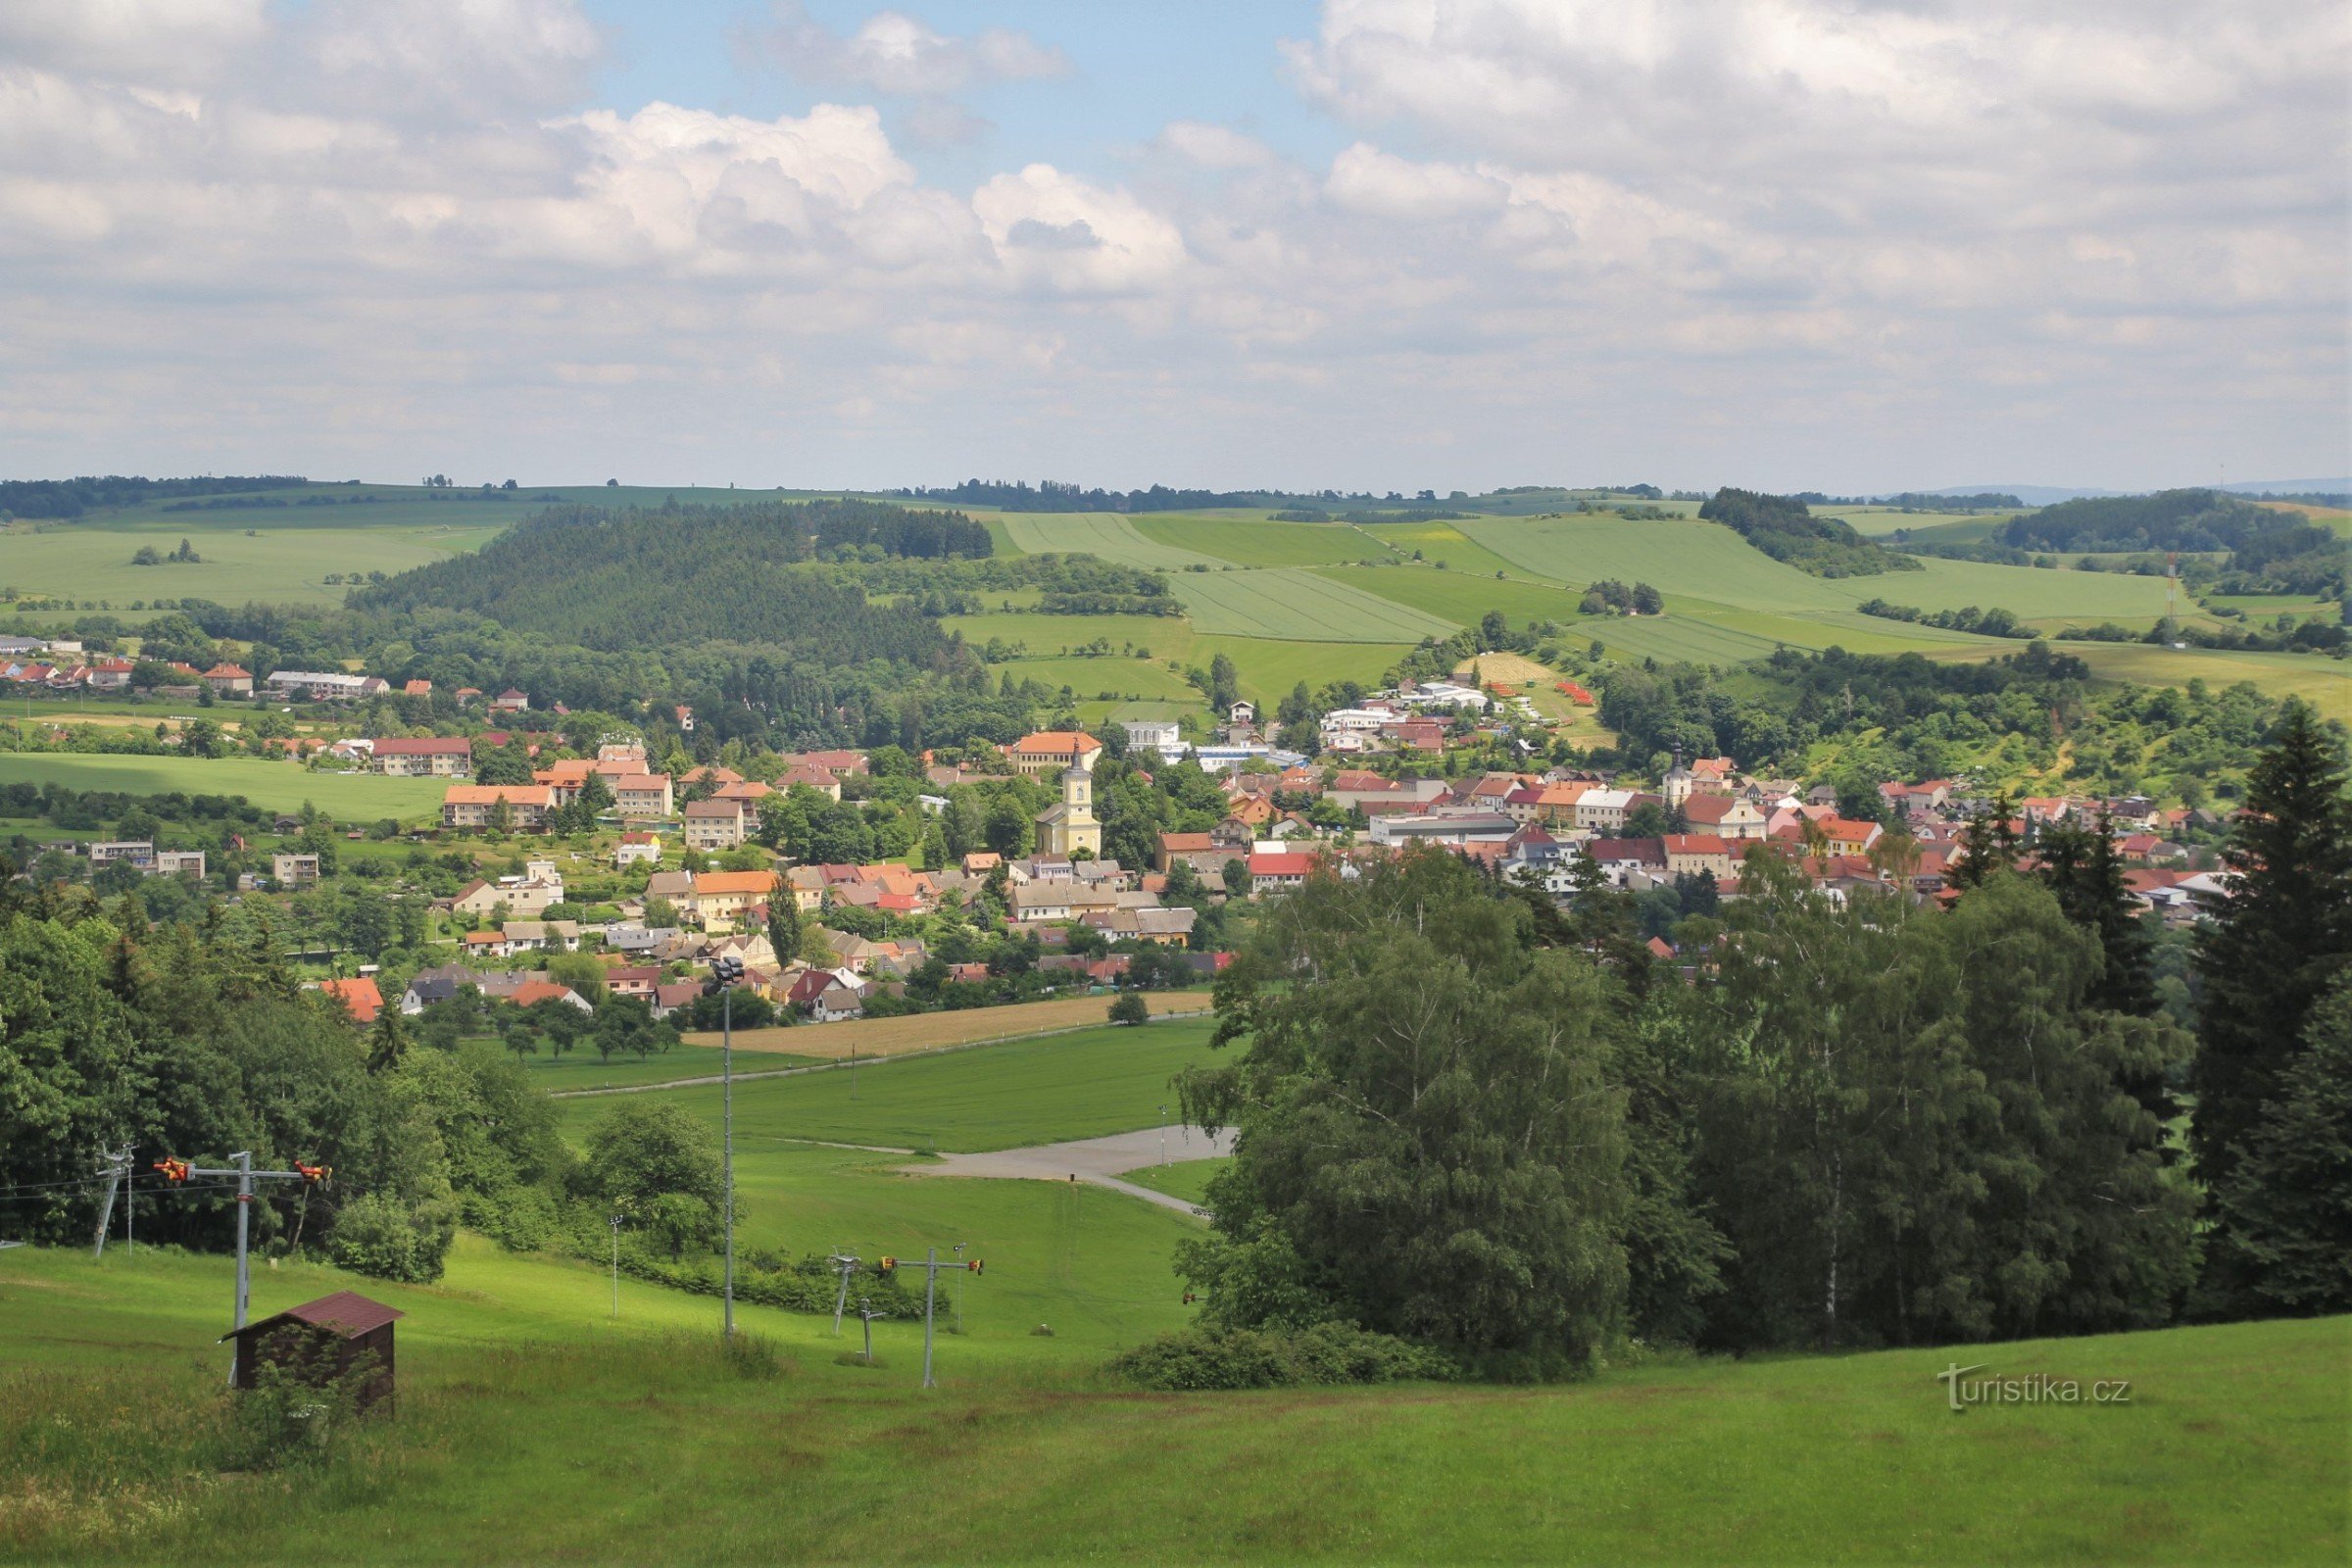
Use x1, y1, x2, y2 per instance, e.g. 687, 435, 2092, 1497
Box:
1697, 488, 1920, 577
0, 474, 309, 519
2002, 490, 2347, 598
352, 499, 981, 663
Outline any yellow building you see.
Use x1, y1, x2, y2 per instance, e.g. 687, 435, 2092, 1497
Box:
1034, 753, 1102, 858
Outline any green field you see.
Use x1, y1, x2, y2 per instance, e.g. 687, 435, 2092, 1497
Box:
2, 512, 508, 609
1354, 518, 1537, 579
0, 753, 448, 819
1818, 505, 2028, 537
1131, 513, 1388, 567
517, 1041, 825, 1091
945, 611, 1412, 706
572, 1017, 1223, 1153
5, 1242, 2342, 1563
1115, 1156, 1227, 1205
4, 1004, 2346, 1563
1172, 566, 1455, 642
998, 513, 1223, 570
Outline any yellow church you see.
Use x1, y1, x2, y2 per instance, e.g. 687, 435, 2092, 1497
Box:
1034, 748, 1102, 858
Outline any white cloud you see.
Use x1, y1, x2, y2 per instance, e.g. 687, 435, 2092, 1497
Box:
0, 0, 2339, 492
1325, 142, 1504, 220
750, 4, 1067, 96
973, 164, 1189, 294
1156, 121, 1274, 171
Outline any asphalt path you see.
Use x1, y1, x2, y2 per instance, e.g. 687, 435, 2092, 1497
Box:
904, 1125, 1235, 1215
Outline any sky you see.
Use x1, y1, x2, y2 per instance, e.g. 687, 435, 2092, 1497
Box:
0, 0, 2345, 496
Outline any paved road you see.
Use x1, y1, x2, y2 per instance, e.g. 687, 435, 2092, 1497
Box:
906, 1125, 1236, 1216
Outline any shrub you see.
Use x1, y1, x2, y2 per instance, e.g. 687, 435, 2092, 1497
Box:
325, 1191, 455, 1284
1106, 1322, 1459, 1392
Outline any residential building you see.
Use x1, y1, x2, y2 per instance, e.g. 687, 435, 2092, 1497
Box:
440, 784, 556, 831
153, 850, 207, 877
491, 688, 530, 711
271, 853, 321, 887
1006, 730, 1103, 777
1662, 833, 1738, 880
1249, 851, 1315, 898
1122, 717, 1183, 758
682, 798, 749, 851
1683, 794, 1767, 841
317, 977, 383, 1024
611, 774, 675, 817
693, 868, 777, 931
370, 737, 474, 777
89, 840, 154, 866
201, 662, 253, 696
615, 831, 662, 868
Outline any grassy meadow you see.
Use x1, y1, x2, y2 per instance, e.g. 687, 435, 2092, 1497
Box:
4, 1241, 2342, 1563
4, 1011, 2347, 1563
603, 1015, 1224, 1152
0, 752, 448, 819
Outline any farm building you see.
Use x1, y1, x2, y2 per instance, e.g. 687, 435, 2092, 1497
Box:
220, 1290, 404, 1412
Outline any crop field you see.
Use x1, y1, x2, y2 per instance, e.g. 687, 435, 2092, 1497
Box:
943, 611, 1411, 704
1456, 514, 1864, 611
1189, 633, 1417, 701
997, 513, 1222, 570
1, 516, 506, 608
683, 995, 1212, 1062
992, 655, 1203, 707
1353, 518, 1534, 578
630, 1015, 1223, 1152
0, 752, 448, 819
1130, 514, 1388, 567
2018, 643, 2352, 721
1172, 565, 1456, 642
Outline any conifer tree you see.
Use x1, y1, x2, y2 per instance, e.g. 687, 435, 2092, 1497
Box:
2190, 700, 2352, 1202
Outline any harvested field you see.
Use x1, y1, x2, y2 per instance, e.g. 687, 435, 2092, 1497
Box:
682, 991, 1211, 1059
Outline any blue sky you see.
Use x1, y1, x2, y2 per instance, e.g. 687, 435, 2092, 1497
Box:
0, 1, 2343, 493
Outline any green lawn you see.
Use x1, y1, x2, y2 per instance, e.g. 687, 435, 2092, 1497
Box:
3, 1241, 2341, 1564
0, 753, 448, 819
568, 1016, 1224, 1154
1116, 1156, 1227, 1205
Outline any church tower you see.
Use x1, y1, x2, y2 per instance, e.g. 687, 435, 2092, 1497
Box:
1036, 748, 1102, 858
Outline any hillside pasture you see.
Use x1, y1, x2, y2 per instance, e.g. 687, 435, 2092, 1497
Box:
1, 515, 506, 608
2, 1242, 2341, 1565
1130, 513, 1388, 567
0, 752, 448, 819
997, 513, 1221, 570
1173, 566, 1456, 642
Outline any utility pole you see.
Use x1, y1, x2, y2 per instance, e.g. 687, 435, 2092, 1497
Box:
91, 1144, 134, 1259
610, 1214, 623, 1320
1158, 1104, 1169, 1167
828, 1251, 861, 1335
153, 1153, 327, 1382
704, 956, 745, 1338
881, 1249, 983, 1388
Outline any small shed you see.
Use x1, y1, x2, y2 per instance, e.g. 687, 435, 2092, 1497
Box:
221, 1290, 404, 1412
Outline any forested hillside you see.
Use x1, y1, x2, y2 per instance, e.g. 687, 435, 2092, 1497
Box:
1698, 488, 1919, 577
354, 500, 983, 662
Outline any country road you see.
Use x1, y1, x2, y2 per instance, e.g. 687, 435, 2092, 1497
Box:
905, 1125, 1235, 1215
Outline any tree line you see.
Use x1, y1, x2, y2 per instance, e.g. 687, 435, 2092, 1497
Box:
1147, 706, 2347, 1384
1698, 488, 1922, 578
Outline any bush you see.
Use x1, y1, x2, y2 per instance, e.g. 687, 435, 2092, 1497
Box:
1106, 1322, 1459, 1392
325, 1192, 455, 1284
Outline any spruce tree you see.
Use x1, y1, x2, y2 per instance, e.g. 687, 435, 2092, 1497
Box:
2037, 812, 2157, 1016
2190, 700, 2352, 1202
2211, 976, 2352, 1313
